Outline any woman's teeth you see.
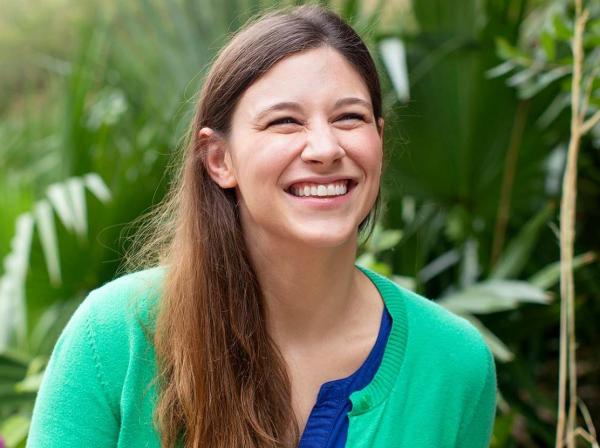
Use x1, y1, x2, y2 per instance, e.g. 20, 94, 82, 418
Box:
289, 181, 349, 197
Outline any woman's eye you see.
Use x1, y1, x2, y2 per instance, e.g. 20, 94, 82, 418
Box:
266, 114, 365, 128
268, 117, 299, 127
338, 113, 365, 122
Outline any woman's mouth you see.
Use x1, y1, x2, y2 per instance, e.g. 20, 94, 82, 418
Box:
285, 179, 357, 198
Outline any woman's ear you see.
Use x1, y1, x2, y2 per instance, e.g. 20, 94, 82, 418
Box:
198, 127, 237, 189
377, 117, 385, 139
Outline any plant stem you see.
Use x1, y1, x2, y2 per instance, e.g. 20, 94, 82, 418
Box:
581, 110, 600, 135
491, 100, 529, 268
556, 1, 588, 447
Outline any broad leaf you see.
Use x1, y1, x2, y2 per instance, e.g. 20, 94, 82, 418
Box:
438, 279, 551, 314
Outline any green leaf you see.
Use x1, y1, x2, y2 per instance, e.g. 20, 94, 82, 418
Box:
355, 253, 393, 277
485, 61, 516, 79
552, 14, 573, 41
583, 35, 600, 48
0, 386, 37, 408
0, 351, 30, 369
380, 37, 410, 103
33, 200, 62, 287
518, 66, 571, 99
370, 262, 393, 277
418, 248, 460, 283
460, 238, 480, 288
437, 280, 551, 314
537, 92, 571, 127
374, 229, 403, 252
589, 18, 600, 33
83, 173, 112, 203
364, 224, 402, 254
66, 177, 88, 238
491, 411, 518, 446
0, 352, 27, 381
495, 37, 516, 60
491, 203, 555, 279
46, 182, 76, 233
529, 252, 597, 290
29, 304, 67, 357
356, 252, 376, 269
0, 214, 34, 351
507, 67, 540, 87
0, 414, 30, 447
495, 37, 530, 64
540, 30, 556, 62
15, 371, 43, 393
458, 313, 514, 362
392, 275, 416, 291
44, 177, 88, 239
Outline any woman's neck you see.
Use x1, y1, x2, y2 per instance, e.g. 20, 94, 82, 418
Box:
245, 230, 366, 351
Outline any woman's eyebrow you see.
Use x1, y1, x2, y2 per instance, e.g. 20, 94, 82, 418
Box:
333, 97, 372, 109
254, 102, 303, 122
253, 97, 372, 122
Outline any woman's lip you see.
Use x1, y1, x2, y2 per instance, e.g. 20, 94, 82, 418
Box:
284, 182, 357, 208
285, 179, 358, 193
284, 177, 357, 190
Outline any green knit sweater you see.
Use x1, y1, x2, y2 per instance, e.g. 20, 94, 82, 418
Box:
27, 265, 497, 447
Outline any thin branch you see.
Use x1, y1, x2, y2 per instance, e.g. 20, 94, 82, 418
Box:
580, 66, 599, 121
578, 398, 598, 441
581, 110, 600, 135
556, 1, 588, 448
573, 428, 600, 448
490, 101, 529, 267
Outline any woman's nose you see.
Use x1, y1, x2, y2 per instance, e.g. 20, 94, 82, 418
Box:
300, 122, 345, 165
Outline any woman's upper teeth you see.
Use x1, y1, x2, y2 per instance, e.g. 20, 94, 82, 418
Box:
289, 180, 349, 197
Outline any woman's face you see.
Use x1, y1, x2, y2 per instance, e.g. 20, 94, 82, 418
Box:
207, 46, 383, 249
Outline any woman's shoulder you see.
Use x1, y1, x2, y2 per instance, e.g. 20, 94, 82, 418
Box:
56, 265, 167, 366
29, 267, 167, 446
75, 265, 166, 329
55, 265, 166, 389
85, 265, 166, 307
360, 266, 496, 424
399, 283, 488, 353
359, 266, 493, 368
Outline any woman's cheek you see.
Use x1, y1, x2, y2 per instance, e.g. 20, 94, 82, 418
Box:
346, 141, 382, 173
254, 139, 302, 176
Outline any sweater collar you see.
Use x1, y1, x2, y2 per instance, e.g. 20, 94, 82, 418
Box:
348, 265, 409, 415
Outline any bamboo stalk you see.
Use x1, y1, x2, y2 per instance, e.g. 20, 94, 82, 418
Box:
556, 1, 589, 447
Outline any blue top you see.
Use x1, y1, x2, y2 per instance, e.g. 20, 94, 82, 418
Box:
298, 304, 392, 448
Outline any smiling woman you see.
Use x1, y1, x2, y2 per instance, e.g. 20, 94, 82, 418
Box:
203, 46, 383, 249
26, 5, 497, 448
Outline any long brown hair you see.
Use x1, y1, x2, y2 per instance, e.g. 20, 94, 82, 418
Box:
126, 4, 383, 447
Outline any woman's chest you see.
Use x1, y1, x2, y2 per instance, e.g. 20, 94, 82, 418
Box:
285, 338, 376, 431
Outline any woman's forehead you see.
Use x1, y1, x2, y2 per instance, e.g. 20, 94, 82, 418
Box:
234, 47, 372, 118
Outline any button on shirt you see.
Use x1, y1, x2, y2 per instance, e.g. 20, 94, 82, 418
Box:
298, 305, 392, 448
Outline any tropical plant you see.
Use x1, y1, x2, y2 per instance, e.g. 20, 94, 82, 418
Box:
488, 0, 600, 446
1, 0, 599, 447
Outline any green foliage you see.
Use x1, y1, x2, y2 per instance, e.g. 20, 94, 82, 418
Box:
1, 0, 599, 445
488, 0, 600, 129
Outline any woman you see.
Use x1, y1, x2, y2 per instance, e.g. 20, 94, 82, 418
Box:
28, 5, 497, 448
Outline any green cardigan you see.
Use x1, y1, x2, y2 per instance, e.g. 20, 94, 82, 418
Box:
27, 265, 497, 447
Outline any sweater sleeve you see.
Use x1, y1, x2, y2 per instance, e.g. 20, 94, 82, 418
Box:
27, 292, 119, 447
456, 347, 498, 448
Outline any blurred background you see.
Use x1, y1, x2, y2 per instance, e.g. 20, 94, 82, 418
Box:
1, 0, 599, 446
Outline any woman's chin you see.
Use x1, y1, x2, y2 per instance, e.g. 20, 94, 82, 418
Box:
288, 225, 359, 249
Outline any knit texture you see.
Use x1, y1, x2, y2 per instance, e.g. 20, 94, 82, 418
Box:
27, 265, 497, 447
